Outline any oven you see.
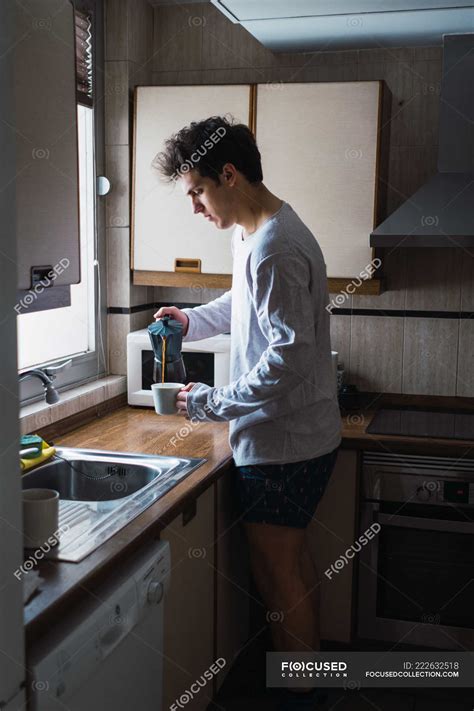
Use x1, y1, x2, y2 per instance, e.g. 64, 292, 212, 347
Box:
358, 451, 474, 649
127, 330, 230, 407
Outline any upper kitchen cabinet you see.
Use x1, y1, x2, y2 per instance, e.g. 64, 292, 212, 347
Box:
10, 0, 81, 291
132, 85, 252, 288
255, 81, 383, 288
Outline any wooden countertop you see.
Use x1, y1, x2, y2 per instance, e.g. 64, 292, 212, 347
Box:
24, 401, 474, 641
24, 407, 232, 642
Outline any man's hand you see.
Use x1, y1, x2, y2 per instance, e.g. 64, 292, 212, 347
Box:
176, 382, 196, 416
154, 305, 189, 336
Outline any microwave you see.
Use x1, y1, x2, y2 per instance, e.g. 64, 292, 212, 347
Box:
127, 329, 231, 407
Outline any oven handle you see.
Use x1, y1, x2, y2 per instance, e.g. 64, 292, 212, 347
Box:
375, 512, 474, 534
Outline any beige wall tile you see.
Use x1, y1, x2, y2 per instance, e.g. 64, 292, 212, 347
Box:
78, 385, 108, 411
200, 287, 228, 303
108, 313, 131, 375
130, 283, 150, 307
350, 315, 403, 392
127, 0, 154, 68
353, 249, 406, 310
413, 46, 443, 62
200, 2, 275, 70
358, 47, 415, 65
105, 61, 130, 145
456, 320, 474, 397
107, 227, 130, 307
200, 67, 267, 84
385, 145, 438, 215
460, 252, 474, 311
105, 375, 127, 399
129, 60, 151, 89
130, 308, 156, 331
20, 408, 53, 436
153, 286, 203, 304
151, 70, 204, 85
152, 4, 203, 72
105, 144, 130, 228
105, 0, 128, 61
302, 63, 358, 83
404, 59, 442, 146
358, 60, 415, 147
402, 318, 458, 395
405, 248, 462, 311
329, 314, 351, 373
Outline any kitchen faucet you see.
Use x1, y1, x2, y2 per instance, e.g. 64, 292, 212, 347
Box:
19, 359, 72, 404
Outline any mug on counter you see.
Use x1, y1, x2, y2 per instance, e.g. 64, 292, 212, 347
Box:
23, 488, 59, 549
331, 351, 339, 386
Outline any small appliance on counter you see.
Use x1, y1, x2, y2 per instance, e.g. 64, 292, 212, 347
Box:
127, 329, 231, 407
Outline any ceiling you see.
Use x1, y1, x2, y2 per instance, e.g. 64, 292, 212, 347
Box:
210, 1, 474, 51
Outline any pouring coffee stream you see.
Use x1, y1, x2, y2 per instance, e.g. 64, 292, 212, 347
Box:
161, 336, 166, 383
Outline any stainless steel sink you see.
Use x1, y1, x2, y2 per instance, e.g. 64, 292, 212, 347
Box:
22, 447, 206, 562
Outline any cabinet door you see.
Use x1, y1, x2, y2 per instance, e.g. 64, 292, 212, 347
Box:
307, 449, 358, 643
160, 486, 215, 711
12, 0, 80, 289
255, 82, 381, 279
133, 85, 251, 276
215, 476, 250, 692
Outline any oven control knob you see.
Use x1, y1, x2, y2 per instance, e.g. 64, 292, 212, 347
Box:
147, 581, 164, 604
416, 486, 431, 502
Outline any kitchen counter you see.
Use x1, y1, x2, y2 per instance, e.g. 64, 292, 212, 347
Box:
340, 408, 474, 459
25, 407, 232, 642
25, 400, 474, 641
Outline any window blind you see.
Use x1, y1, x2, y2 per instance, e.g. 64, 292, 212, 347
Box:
75, 7, 93, 106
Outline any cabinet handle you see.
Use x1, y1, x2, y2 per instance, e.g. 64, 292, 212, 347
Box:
174, 258, 201, 273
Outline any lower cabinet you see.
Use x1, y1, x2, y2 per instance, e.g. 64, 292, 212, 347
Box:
307, 449, 359, 644
214, 474, 250, 692
159, 474, 251, 709
160, 486, 215, 711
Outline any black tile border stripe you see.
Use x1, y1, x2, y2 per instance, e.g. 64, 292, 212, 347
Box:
330, 308, 474, 319
108, 303, 474, 320
107, 302, 199, 315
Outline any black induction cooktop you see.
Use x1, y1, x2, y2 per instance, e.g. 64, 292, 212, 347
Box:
366, 408, 474, 441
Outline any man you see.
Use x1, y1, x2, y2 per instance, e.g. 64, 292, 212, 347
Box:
154, 116, 341, 710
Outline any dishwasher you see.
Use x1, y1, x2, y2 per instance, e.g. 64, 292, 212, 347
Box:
28, 540, 170, 711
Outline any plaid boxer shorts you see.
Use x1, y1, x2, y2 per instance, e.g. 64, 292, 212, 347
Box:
233, 445, 340, 528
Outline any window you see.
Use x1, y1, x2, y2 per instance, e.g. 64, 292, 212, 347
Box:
18, 0, 106, 404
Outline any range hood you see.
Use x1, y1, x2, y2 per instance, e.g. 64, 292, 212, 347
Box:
371, 33, 474, 248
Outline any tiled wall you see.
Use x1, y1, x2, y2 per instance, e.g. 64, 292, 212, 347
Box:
105, 0, 156, 374
104, 0, 474, 396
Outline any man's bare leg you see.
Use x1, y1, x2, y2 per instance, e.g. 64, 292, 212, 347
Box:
243, 522, 321, 694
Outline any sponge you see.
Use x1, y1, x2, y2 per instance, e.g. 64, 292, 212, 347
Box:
20, 436, 56, 472
20, 434, 43, 458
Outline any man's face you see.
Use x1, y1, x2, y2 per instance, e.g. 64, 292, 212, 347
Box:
180, 169, 236, 230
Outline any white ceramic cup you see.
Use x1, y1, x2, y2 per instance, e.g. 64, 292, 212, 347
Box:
151, 382, 185, 415
23, 488, 59, 549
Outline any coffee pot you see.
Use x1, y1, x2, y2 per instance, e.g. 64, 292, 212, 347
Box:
147, 316, 186, 385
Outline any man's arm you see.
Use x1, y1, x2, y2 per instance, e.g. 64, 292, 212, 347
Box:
181, 289, 232, 341
186, 253, 317, 421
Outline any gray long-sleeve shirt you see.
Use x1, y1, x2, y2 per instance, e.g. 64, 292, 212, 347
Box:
182, 201, 342, 466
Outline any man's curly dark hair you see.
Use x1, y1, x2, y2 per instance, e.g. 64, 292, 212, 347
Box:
152, 114, 263, 185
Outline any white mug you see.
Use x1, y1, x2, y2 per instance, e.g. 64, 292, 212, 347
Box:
151, 382, 185, 415
23, 488, 59, 549
331, 351, 339, 384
